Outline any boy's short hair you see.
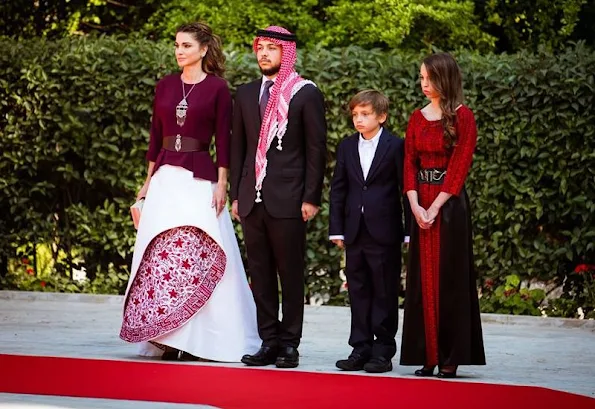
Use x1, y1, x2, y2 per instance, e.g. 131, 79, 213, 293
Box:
348, 90, 390, 118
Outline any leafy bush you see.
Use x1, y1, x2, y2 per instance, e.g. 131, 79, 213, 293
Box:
1, 37, 593, 316
544, 264, 595, 319
143, 0, 494, 52
480, 274, 546, 316
2, 0, 593, 54
475, 0, 589, 52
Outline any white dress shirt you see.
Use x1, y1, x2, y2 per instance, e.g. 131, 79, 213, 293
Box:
359, 128, 382, 180
329, 127, 409, 243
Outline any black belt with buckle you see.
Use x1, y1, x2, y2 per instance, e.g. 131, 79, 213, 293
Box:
418, 168, 447, 184
163, 135, 209, 152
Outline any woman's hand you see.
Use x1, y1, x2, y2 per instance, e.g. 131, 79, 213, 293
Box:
212, 183, 227, 217
412, 204, 434, 230
136, 181, 150, 202
426, 205, 440, 224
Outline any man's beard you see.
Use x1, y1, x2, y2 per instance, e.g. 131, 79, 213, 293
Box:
259, 62, 281, 77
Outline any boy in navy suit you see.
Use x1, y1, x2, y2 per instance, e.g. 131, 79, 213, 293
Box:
329, 90, 410, 373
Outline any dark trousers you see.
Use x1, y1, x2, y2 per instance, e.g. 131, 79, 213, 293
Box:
242, 203, 306, 348
345, 218, 401, 359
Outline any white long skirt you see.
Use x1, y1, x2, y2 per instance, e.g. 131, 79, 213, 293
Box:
120, 165, 260, 362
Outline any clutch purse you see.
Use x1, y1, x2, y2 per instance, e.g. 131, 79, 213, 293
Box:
130, 199, 145, 229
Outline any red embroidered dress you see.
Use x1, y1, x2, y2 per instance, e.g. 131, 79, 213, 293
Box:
400, 106, 486, 367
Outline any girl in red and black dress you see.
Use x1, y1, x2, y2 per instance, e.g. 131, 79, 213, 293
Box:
400, 53, 485, 378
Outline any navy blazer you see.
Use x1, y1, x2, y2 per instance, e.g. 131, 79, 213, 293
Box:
329, 128, 410, 246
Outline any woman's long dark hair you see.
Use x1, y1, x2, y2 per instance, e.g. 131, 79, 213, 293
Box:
176, 22, 225, 77
422, 53, 463, 148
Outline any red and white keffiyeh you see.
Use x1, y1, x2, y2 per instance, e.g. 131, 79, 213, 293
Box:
253, 26, 316, 203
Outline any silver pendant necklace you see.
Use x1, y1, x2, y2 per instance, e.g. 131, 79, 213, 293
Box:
176, 74, 201, 127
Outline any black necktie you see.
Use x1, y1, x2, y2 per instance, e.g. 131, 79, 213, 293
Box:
260, 80, 274, 120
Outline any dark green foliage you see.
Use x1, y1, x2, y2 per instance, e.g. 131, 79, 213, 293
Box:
1, 37, 593, 315
142, 0, 495, 52
2, 0, 593, 54
0, 37, 173, 289
0, 0, 161, 38
475, 0, 588, 53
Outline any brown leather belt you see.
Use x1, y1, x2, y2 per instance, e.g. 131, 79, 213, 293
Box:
163, 135, 209, 152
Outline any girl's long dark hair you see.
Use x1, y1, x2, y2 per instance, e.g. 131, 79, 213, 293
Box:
422, 53, 464, 148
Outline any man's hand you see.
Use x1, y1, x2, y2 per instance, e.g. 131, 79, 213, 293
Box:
331, 239, 344, 249
231, 200, 240, 222
301, 202, 319, 222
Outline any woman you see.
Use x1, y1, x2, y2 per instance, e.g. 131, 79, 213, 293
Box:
119, 22, 260, 362
400, 53, 486, 378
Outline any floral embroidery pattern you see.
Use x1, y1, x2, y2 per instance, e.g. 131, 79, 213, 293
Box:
120, 226, 226, 342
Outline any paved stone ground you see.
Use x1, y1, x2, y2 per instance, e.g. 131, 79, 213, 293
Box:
0, 291, 594, 408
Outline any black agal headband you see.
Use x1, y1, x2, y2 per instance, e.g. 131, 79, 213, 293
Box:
256, 29, 297, 43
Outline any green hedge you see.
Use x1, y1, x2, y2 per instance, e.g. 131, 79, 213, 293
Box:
0, 37, 593, 316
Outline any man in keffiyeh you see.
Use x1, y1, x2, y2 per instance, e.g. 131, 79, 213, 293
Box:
230, 26, 327, 368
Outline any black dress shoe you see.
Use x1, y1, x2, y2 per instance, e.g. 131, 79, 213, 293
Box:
363, 356, 393, 373
414, 366, 435, 377
241, 346, 278, 366
336, 353, 369, 371
275, 346, 299, 368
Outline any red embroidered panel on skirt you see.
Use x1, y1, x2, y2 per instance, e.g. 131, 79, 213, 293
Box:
120, 226, 226, 342
419, 183, 442, 366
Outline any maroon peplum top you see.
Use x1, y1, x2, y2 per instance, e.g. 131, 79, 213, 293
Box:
146, 73, 232, 182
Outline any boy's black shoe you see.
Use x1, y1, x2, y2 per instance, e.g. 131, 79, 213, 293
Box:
336, 353, 369, 371
363, 356, 393, 373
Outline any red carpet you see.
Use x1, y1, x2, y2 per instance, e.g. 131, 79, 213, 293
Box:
1, 354, 593, 409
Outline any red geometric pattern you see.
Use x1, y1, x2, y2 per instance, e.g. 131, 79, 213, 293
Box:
403, 106, 477, 196
120, 226, 226, 343
418, 203, 442, 367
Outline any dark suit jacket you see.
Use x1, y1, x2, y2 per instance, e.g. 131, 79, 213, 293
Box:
230, 78, 327, 219
329, 128, 411, 246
